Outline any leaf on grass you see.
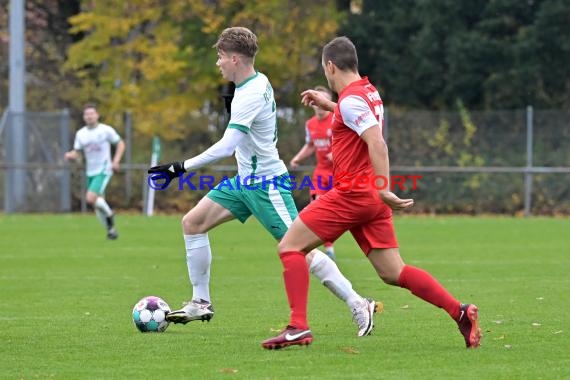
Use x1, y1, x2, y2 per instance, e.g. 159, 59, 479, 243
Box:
504, 345, 512, 349
536, 297, 544, 301
532, 323, 541, 327
341, 347, 359, 354
84, 312, 91, 316
492, 320, 503, 324
553, 330, 563, 335
219, 368, 238, 374
493, 335, 505, 341
400, 305, 409, 309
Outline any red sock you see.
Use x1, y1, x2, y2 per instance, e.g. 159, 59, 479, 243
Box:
398, 265, 461, 320
280, 251, 310, 330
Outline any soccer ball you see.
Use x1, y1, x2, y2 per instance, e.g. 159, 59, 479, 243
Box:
132, 296, 171, 333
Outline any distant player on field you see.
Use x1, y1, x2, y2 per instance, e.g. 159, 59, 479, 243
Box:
148, 27, 379, 336
262, 36, 481, 350
64, 104, 125, 239
290, 85, 336, 260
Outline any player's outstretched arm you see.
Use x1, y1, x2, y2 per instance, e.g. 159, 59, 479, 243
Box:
301, 90, 336, 112
148, 127, 246, 181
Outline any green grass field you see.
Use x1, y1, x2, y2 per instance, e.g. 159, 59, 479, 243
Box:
1, 214, 569, 379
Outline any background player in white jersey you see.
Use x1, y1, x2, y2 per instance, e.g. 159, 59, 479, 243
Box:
148, 27, 379, 336
64, 104, 125, 239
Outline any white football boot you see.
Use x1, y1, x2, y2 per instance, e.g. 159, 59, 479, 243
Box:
166, 299, 214, 324
352, 297, 383, 337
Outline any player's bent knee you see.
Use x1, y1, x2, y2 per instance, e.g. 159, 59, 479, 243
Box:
375, 267, 403, 286
380, 274, 400, 286
277, 241, 310, 255
181, 213, 206, 235
277, 240, 294, 255
277, 241, 287, 254
85, 193, 98, 205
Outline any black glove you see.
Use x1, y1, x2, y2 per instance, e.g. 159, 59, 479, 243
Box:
148, 161, 186, 189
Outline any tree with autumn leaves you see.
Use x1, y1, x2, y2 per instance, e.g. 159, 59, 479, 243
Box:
0, 1, 81, 112
2, 1, 568, 214
2, 1, 569, 137
63, 0, 341, 140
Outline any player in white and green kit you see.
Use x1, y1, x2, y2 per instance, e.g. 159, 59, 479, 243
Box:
204, 69, 298, 238
65, 104, 125, 239
148, 27, 379, 337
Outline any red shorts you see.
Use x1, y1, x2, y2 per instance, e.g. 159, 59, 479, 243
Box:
310, 169, 333, 198
299, 188, 399, 255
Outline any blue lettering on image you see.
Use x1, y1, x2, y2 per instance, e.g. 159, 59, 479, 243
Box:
179, 172, 197, 190
298, 176, 315, 191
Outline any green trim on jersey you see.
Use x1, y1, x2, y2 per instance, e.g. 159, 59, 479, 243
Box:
250, 155, 258, 184
235, 71, 259, 88
228, 123, 249, 134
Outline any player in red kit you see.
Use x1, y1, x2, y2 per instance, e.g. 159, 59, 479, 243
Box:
290, 85, 336, 260
262, 36, 481, 350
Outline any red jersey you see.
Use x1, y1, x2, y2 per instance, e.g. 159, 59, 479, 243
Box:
331, 77, 384, 192
305, 113, 333, 172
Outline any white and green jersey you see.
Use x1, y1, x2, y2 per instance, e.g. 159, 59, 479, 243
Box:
228, 72, 287, 181
73, 123, 121, 176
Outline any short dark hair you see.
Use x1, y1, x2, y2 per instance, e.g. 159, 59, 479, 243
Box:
213, 27, 258, 58
83, 103, 97, 112
322, 36, 358, 72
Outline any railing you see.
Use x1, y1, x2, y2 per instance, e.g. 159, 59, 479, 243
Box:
1, 106, 568, 215
1, 162, 569, 215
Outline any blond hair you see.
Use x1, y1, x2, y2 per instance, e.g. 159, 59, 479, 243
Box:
213, 27, 258, 58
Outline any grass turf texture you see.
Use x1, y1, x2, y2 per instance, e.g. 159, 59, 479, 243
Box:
1, 214, 569, 379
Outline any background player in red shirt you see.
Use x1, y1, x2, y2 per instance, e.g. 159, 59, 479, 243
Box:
290, 85, 336, 260
262, 36, 481, 350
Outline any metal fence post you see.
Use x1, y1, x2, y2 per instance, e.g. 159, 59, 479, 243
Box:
3, 110, 10, 213
524, 105, 534, 217
124, 111, 132, 205
80, 170, 87, 213
7, 0, 27, 213
142, 172, 149, 215
60, 108, 71, 212
5, 111, 27, 213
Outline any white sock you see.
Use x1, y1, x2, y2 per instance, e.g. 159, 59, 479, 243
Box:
95, 197, 113, 217
184, 233, 212, 302
308, 249, 362, 309
95, 207, 107, 226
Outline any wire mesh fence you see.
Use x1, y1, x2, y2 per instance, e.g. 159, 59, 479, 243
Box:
1, 110, 71, 212
1, 107, 569, 215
